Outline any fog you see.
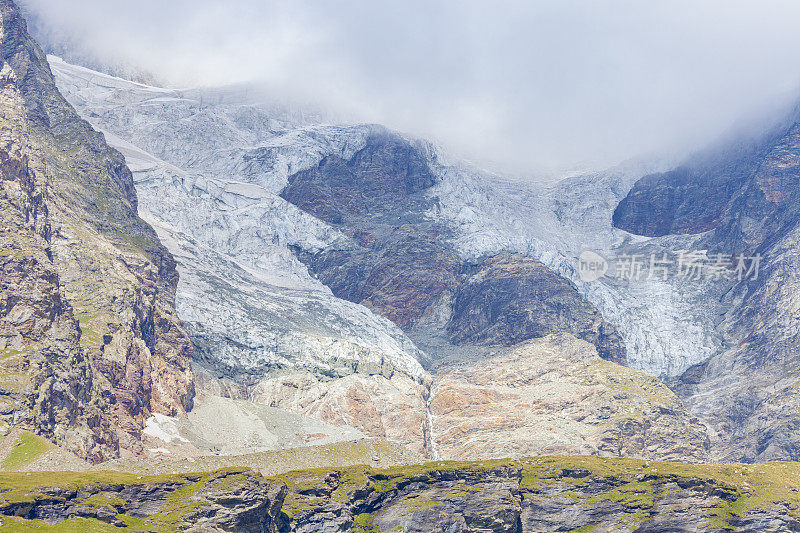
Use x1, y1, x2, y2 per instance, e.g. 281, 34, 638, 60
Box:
20, 0, 800, 176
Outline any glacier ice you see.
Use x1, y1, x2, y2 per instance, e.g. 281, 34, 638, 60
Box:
50, 55, 721, 382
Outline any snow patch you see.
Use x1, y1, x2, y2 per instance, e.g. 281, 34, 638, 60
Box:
143, 413, 189, 444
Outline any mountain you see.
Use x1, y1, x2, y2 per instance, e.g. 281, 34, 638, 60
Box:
0, 0, 192, 462
47, 52, 715, 463
5, 0, 800, 529
614, 106, 800, 461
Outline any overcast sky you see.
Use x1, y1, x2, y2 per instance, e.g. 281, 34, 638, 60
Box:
20, 0, 800, 176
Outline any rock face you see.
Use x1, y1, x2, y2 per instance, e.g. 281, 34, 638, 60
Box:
282, 132, 627, 366
4, 457, 799, 532
282, 131, 464, 333
0, 0, 192, 461
277, 457, 800, 532
429, 334, 709, 462
613, 109, 800, 462
448, 253, 626, 363
0, 469, 286, 532
281, 132, 438, 228
251, 371, 432, 457
612, 118, 796, 240
612, 165, 745, 238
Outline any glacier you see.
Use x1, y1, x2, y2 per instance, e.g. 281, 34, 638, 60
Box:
49, 54, 722, 387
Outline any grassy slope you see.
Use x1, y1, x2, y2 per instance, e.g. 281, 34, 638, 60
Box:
0, 468, 245, 531
0, 432, 54, 472
0, 456, 797, 530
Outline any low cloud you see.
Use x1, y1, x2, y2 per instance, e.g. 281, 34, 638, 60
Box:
20, 0, 800, 176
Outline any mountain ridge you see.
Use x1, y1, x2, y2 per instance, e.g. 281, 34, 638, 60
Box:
0, 0, 193, 462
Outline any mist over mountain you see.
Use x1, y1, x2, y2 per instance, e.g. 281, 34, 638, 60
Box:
18, 0, 800, 177
7, 1, 800, 530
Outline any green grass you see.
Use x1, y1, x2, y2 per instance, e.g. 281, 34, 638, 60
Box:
1, 432, 53, 472
587, 359, 680, 406
75, 313, 102, 346
568, 526, 599, 533
0, 516, 122, 532
0, 348, 24, 360
77, 494, 127, 512
75, 313, 97, 326
401, 494, 444, 513
1, 456, 800, 530
353, 512, 381, 533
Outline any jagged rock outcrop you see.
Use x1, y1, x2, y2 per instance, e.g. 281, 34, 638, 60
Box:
281, 132, 438, 228
0, 0, 192, 461
3, 457, 799, 532
612, 166, 743, 237
0, 138, 109, 459
0, 469, 286, 532
283, 131, 463, 332
429, 334, 710, 462
611, 123, 781, 238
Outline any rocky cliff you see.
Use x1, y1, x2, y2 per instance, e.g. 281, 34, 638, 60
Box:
0, 468, 286, 532
1, 456, 799, 532
0, 0, 192, 461
448, 253, 625, 363
429, 334, 709, 462
613, 109, 800, 462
